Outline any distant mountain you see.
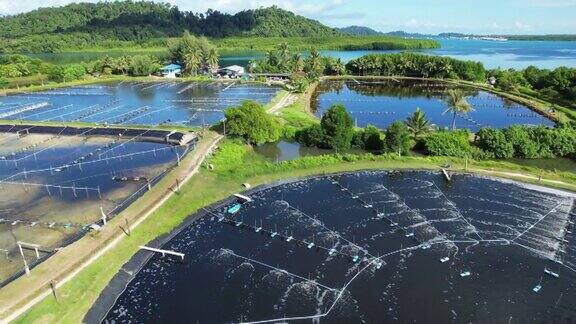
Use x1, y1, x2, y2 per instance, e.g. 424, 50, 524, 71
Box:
0, 3, 344, 52
0, 3, 340, 39
339, 26, 383, 36
384, 30, 434, 38
247, 7, 341, 37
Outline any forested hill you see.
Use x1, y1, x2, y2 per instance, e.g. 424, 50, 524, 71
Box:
0, 2, 342, 52
339, 26, 383, 36
246, 7, 340, 37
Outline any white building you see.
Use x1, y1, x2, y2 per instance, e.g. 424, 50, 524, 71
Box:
218, 65, 245, 78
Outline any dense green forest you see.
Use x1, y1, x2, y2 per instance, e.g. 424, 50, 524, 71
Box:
338, 26, 383, 36
346, 53, 487, 81
214, 36, 439, 52
0, 2, 345, 53
0, 1, 440, 53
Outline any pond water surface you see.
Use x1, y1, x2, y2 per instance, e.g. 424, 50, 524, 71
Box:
103, 171, 576, 323
0, 81, 279, 127
0, 132, 186, 282
21, 39, 576, 70
313, 79, 554, 131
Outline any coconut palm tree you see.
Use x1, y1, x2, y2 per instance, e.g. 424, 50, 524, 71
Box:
183, 50, 202, 75
307, 47, 321, 75
443, 89, 473, 130
406, 108, 433, 138
292, 53, 304, 73
265, 50, 278, 67
277, 42, 290, 61
204, 47, 219, 73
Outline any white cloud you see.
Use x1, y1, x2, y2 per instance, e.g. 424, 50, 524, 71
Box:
514, 20, 532, 31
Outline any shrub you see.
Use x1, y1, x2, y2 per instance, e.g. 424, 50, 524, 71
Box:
503, 125, 540, 159
475, 128, 514, 159
295, 124, 325, 148
320, 104, 355, 151
424, 130, 472, 157
225, 100, 281, 145
384, 121, 412, 155
353, 124, 385, 151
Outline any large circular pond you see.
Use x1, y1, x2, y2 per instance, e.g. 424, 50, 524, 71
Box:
312, 80, 554, 131
101, 171, 575, 323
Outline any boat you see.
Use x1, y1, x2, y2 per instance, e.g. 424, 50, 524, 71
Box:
533, 284, 542, 293
440, 257, 450, 263
406, 233, 414, 237
544, 268, 560, 278
421, 244, 431, 250
286, 236, 293, 242
352, 255, 360, 263
307, 242, 315, 249
375, 261, 383, 269
460, 271, 471, 277
328, 248, 337, 256
227, 203, 241, 214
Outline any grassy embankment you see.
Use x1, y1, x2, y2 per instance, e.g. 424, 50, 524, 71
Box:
12, 136, 576, 324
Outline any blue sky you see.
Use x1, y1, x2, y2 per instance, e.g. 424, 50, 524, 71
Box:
1, 0, 576, 34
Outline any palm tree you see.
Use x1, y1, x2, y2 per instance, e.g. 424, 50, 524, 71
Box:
265, 50, 278, 67
406, 108, 433, 138
308, 47, 321, 74
204, 47, 219, 72
277, 42, 290, 61
443, 89, 473, 130
292, 53, 304, 73
183, 50, 202, 75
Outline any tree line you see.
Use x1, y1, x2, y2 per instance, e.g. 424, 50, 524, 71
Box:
346, 53, 576, 109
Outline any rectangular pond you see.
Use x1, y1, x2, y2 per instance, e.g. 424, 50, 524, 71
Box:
0, 81, 280, 127
98, 171, 576, 323
0, 131, 188, 283
312, 79, 555, 131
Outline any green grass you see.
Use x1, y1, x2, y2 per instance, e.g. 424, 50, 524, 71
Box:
278, 82, 318, 128
11, 138, 576, 323
213, 36, 440, 52
27, 35, 439, 54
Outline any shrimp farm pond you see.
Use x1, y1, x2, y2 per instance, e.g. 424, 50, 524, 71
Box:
312, 79, 555, 131
0, 130, 189, 284
0, 81, 280, 127
99, 171, 576, 323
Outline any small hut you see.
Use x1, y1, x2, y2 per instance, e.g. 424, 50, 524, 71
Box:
160, 64, 182, 78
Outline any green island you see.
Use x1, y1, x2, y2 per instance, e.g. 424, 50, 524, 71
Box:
0, 1, 575, 323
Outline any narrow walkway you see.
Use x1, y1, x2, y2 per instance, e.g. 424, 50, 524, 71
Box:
267, 92, 297, 115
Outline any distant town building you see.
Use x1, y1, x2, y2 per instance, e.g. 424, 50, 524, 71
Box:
218, 65, 245, 78
160, 64, 182, 78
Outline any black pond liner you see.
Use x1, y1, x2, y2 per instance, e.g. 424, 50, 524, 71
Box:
86, 170, 576, 323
